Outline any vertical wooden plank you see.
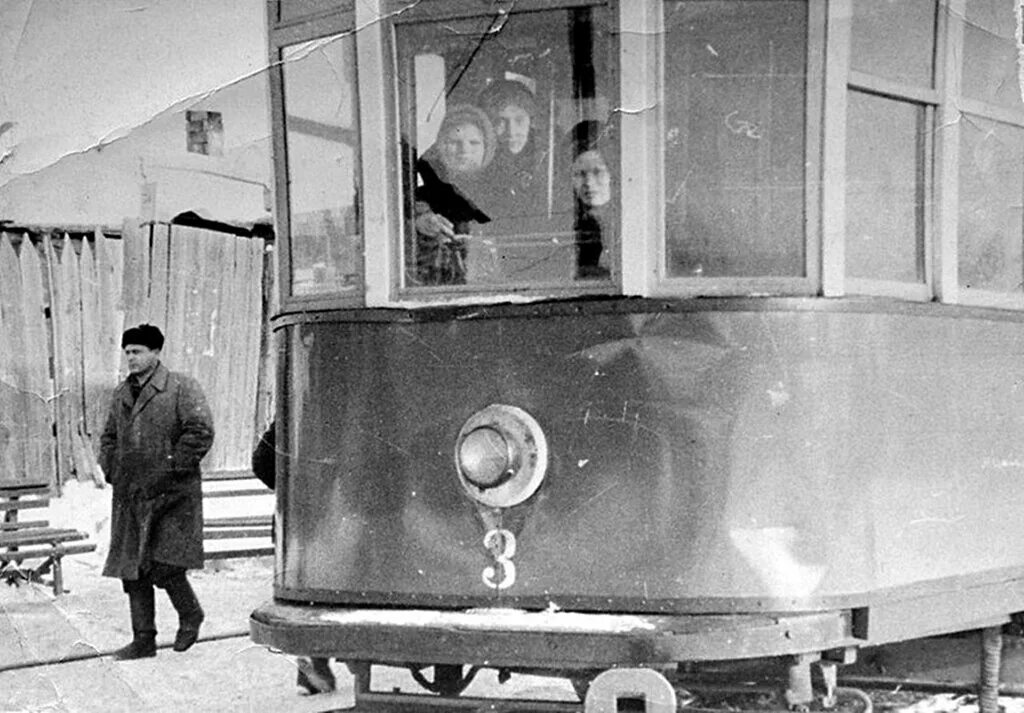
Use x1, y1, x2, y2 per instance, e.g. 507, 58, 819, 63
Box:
233, 235, 257, 473
163, 225, 190, 370
45, 235, 74, 487
111, 222, 126, 312
180, 227, 206, 377
104, 230, 126, 377
196, 229, 227, 472
122, 221, 151, 328
80, 238, 105, 441
60, 235, 87, 481
240, 237, 266, 472
220, 236, 249, 475
0, 234, 28, 486
20, 238, 56, 488
209, 235, 242, 474
121, 219, 143, 318
93, 231, 124, 447
149, 223, 171, 331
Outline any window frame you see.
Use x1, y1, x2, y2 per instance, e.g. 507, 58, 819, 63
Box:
268, 7, 367, 310
642, 0, 825, 299
822, 0, 939, 303
384, 0, 625, 305
941, 0, 1024, 310
267, 0, 1024, 312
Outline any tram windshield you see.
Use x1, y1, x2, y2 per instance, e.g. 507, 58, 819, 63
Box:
395, 5, 618, 291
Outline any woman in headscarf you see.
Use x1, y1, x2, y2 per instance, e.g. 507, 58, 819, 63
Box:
477, 79, 547, 223
412, 103, 496, 285
564, 120, 615, 280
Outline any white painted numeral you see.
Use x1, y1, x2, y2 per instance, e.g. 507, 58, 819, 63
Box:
482, 528, 517, 590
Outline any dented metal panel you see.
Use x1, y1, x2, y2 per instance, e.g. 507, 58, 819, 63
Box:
274, 299, 1024, 616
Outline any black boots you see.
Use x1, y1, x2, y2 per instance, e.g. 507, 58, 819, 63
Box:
163, 572, 205, 652
114, 568, 205, 659
113, 633, 157, 660
114, 584, 157, 660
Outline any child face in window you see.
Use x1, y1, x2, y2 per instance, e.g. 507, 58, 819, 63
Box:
441, 122, 486, 175
572, 149, 611, 208
494, 103, 531, 156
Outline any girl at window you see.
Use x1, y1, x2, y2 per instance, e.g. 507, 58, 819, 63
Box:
413, 104, 496, 285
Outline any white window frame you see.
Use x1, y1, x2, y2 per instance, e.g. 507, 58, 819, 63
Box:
826, 0, 938, 303
269, 6, 366, 311
272, 0, 1024, 312
940, 0, 1024, 311
371, 0, 627, 307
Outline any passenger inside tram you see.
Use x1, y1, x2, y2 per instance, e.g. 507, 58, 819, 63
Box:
399, 5, 617, 289
477, 78, 548, 224
565, 120, 614, 279
412, 104, 496, 285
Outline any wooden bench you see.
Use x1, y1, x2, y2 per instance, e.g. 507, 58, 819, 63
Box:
1, 486, 97, 595
202, 476, 274, 560
203, 514, 274, 560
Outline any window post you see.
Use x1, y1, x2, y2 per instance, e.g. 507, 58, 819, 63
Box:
619, 0, 661, 295
357, 0, 395, 306
820, 0, 852, 297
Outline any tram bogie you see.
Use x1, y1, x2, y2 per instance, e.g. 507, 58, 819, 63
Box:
252, 0, 1024, 708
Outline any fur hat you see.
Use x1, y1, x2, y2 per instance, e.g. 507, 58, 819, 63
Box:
121, 324, 164, 350
479, 79, 537, 120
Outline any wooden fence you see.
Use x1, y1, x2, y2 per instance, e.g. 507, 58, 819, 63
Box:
0, 222, 271, 491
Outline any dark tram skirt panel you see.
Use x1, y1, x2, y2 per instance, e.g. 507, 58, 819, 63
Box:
251, 297, 1024, 665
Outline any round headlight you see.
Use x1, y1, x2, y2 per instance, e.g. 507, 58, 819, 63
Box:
455, 404, 548, 508
458, 426, 514, 489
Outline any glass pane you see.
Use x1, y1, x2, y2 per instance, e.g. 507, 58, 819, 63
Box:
958, 116, 1024, 292
845, 92, 924, 283
962, 1, 1023, 112
395, 6, 618, 289
663, 1, 807, 279
850, 0, 936, 86
282, 36, 361, 296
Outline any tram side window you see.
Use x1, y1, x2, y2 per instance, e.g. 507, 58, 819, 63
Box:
845, 94, 926, 284
281, 35, 361, 296
845, 0, 935, 286
957, 1, 1024, 294
394, 5, 618, 291
849, 0, 935, 87
663, 1, 808, 279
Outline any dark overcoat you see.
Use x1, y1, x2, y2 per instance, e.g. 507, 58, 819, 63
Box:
100, 363, 214, 579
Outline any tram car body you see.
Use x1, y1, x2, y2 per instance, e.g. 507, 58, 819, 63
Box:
252, 0, 1024, 707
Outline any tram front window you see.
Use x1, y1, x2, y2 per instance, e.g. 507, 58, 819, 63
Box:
663, 1, 807, 279
281, 35, 361, 296
394, 5, 618, 291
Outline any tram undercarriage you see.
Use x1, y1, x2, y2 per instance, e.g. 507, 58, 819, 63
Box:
251, 584, 1018, 712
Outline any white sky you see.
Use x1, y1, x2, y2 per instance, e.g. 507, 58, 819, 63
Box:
0, 0, 268, 193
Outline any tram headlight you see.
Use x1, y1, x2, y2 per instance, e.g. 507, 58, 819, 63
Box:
458, 426, 515, 488
455, 404, 548, 508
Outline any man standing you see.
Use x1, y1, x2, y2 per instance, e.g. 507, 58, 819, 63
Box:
100, 324, 215, 660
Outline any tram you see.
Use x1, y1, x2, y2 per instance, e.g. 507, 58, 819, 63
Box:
250, 0, 1024, 709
